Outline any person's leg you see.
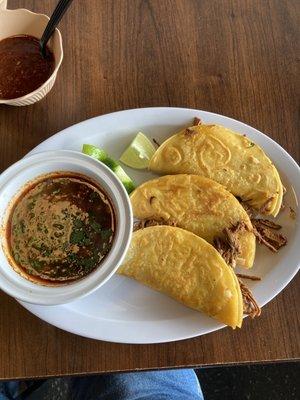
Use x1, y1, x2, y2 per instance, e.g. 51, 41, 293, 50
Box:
0, 369, 204, 400
70, 368, 203, 400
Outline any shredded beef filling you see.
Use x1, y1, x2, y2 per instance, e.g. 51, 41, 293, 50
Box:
237, 198, 256, 218
212, 222, 261, 318
193, 117, 202, 126
184, 127, 198, 137
252, 219, 281, 230
213, 222, 248, 268
259, 196, 275, 214
236, 273, 261, 281
241, 202, 256, 218
237, 199, 287, 252
251, 219, 287, 252
133, 218, 177, 232
238, 278, 261, 318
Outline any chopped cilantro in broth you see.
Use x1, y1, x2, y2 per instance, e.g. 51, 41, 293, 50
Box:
7, 173, 115, 283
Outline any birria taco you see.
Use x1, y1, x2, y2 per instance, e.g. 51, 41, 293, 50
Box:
149, 124, 283, 216
118, 226, 244, 328
130, 174, 256, 268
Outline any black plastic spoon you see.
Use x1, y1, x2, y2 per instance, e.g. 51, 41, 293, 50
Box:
40, 0, 73, 57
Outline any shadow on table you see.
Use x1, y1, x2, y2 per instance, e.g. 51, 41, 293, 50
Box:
196, 361, 300, 400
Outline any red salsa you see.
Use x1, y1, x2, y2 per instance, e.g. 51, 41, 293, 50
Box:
6, 173, 116, 284
0, 35, 55, 100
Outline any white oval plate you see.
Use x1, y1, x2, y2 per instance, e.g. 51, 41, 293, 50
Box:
19, 107, 300, 343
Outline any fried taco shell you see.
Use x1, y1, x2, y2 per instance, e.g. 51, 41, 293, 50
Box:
118, 226, 243, 328
149, 124, 283, 216
130, 174, 256, 268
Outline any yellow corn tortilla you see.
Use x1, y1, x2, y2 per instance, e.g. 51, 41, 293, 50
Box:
130, 174, 256, 268
149, 124, 283, 216
118, 226, 243, 328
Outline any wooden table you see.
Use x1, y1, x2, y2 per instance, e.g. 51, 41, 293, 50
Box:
0, 0, 299, 380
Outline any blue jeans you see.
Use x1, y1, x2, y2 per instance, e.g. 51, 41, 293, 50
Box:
0, 369, 203, 400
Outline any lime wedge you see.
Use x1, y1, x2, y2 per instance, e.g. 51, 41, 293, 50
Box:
82, 144, 136, 194
120, 132, 156, 169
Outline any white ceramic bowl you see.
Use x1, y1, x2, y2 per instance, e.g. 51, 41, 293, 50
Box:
0, 150, 133, 305
0, 8, 63, 106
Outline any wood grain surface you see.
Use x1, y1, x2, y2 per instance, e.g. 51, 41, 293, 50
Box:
0, 0, 299, 380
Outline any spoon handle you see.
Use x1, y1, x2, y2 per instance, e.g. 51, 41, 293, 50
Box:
40, 0, 73, 56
